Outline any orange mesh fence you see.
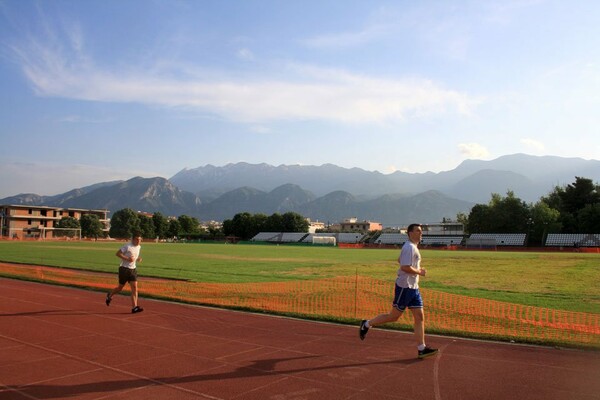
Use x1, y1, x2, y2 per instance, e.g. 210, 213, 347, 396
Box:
1, 263, 598, 348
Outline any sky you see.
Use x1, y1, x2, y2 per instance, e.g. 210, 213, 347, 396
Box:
1, 0, 599, 198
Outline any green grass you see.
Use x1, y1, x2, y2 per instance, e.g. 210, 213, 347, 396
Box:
1, 241, 599, 314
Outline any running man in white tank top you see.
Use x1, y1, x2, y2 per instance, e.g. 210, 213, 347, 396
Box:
359, 224, 438, 359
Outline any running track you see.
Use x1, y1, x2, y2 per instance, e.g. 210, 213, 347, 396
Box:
1, 278, 599, 400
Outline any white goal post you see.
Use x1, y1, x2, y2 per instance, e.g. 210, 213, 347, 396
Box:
40, 227, 82, 240
312, 236, 336, 246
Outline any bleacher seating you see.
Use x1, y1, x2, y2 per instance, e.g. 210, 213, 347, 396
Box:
300, 232, 366, 244
468, 233, 526, 246
420, 236, 463, 246
280, 232, 308, 243
545, 234, 600, 247
376, 233, 408, 245
250, 232, 281, 242
337, 233, 365, 243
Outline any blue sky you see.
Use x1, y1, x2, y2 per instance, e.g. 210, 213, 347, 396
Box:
1, 0, 599, 198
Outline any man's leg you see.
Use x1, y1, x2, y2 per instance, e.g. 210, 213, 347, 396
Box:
360, 307, 403, 340
410, 307, 425, 345
129, 280, 138, 308
109, 284, 125, 297
411, 307, 438, 359
369, 307, 404, 327
106, 283, 124, 305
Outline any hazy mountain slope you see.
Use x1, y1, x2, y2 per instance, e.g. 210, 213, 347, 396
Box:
170, 154, 600, 202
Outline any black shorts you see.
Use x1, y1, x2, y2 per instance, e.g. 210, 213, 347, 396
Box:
118, 267, 138, 285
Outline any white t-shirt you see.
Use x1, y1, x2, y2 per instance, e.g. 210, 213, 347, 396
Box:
119, 242, 141, 270
396, 240, 421, 289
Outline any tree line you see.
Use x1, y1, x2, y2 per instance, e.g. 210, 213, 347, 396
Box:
58, 207, 309, 241
459, 176, 600, 245
59, 176, 598, 244
222, 212, 309, 240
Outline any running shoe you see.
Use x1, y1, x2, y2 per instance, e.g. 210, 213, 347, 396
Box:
418, 346, 438, 359
359, 320, 369, 340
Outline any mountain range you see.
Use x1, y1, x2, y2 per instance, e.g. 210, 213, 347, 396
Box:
2, 154, 598, 226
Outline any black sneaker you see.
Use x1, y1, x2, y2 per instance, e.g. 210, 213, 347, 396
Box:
359, 320, 369, 340
418, 346, 438, 359
105, 293, 111, 306
131, 306, 144, 314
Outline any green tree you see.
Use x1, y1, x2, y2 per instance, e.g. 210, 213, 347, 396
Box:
466, 191, 530, 234
578, 203, 600, 233
466, 204, 492, 233
253, 213, 269, 233
562, 177, 600, 214
223, 211, 309, 240
229, 212, 255, 240
167, 218, 181, 239
207, 224, 223, 238
55, 216, 80, 238
139, 215, 156, 239
265, 213, 283, 232
109, 208, 140, 239
455, 212, 469, 233
541, 177, 600, 233
80, 214, 104, 239
529, 202, 561, 246
178, 215, 201, 236
282, 212, 309, 232
152, 212, 169, 239
489, 191, 530, 233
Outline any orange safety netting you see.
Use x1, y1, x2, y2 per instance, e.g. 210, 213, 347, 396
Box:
1, 263, 598, 348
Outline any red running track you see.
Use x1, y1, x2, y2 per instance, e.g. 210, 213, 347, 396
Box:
1, 278, 599, 400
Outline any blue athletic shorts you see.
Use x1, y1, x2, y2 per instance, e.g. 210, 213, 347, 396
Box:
392, 285, 423, 311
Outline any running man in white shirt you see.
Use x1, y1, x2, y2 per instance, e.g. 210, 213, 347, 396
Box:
106, 233, 144, 313
359, 223, 438, 359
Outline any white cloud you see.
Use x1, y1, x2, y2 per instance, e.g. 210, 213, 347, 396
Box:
458, 143, 490, 159
237, 48, 254, 61
520, 138, 545, 152
250, 125, 271, 134
302, 24, 389, 48
56, 115, 111, 123
10, 28, 479, 125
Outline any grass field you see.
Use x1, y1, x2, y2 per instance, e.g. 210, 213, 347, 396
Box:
0, 240, 599, 314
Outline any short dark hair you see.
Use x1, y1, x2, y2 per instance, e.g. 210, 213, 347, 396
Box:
407, 223, 421, 233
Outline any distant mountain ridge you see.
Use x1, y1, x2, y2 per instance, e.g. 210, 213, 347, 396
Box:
1, 154, 598, 226
171, 154, 600, 203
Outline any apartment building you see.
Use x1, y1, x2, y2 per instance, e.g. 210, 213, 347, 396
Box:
0, 205, 109, 239
338, 217, 383, 232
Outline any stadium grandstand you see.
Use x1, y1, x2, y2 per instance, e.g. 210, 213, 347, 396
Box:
250, 232, 281, 242
467, 233, 527, 247
375, 233, 408, 245
420, 236, 464, 246
250, 230, 600, 250
545, 233, 600, 247
251, 232, 367, 244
